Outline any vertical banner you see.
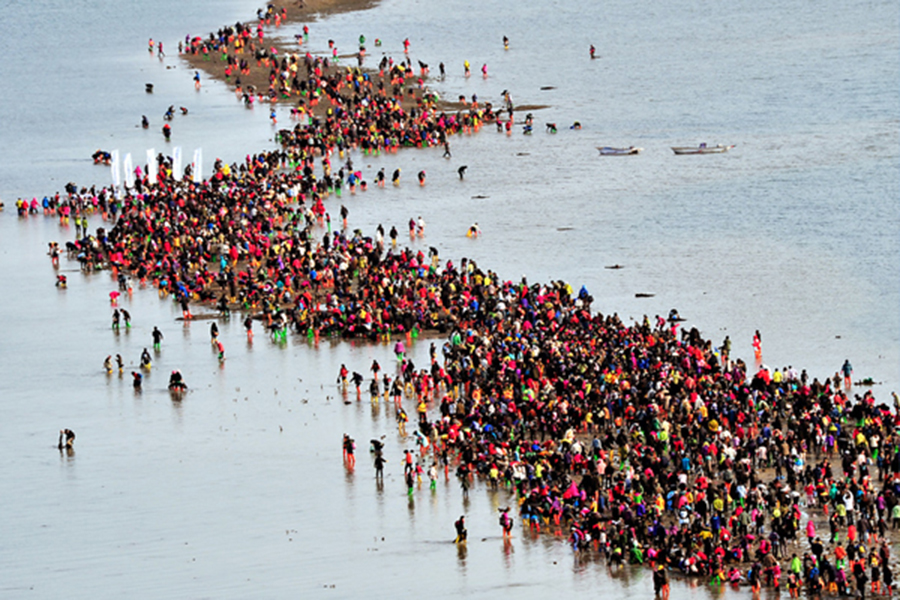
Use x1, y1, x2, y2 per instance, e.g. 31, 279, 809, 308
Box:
147, 149, 157, 182
110, 149, 121, 189
192, 148, 202, 183
123, 153, 134, 188
172, 146, 182, 181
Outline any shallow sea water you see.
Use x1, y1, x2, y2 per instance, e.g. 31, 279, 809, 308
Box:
0, 0, 897, 596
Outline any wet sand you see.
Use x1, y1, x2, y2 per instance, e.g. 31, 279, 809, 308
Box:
178, 0, 551, 116
181, 0, 442, 114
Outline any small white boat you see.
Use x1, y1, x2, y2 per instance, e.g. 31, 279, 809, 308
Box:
597, 146, 642, 156
671, 144, 734, 155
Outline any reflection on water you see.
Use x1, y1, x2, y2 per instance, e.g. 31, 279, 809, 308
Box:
502, 537, 515, 569
169, 395, 183, 428
456, 541, 468, 573
344, 463, 355, 486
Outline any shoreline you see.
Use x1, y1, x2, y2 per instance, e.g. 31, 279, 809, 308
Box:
176, 1, 548, 117
179, 0, 451, 114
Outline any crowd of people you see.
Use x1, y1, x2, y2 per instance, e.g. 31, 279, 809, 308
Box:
25, 3, 900, 598
370, 313, 900, 597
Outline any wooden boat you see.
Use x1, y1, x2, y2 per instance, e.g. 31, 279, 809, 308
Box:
671, 144, 734, 155
597, 146, 642, 156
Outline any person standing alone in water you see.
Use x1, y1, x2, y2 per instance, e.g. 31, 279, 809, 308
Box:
454, 515, 467, 543
58, 429, 75, 450
841, 359, 853, 389
152, 326, 163, 350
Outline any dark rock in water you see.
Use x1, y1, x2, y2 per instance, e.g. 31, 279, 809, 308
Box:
635, 293, 655, 298
175, 313, 220, 321
516, 152, 530, 156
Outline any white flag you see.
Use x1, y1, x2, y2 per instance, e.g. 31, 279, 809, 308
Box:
123, 153, 134, 187
147, 149, 157, 182
110, 149, 121, 188
192, 148, 203, 183
173, 147, 182, 181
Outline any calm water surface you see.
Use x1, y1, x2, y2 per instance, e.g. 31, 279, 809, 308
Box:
0, 0, 897, 596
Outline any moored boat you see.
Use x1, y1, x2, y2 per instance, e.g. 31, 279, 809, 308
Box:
597, 146, 642, 156
671, 144, 734, 155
